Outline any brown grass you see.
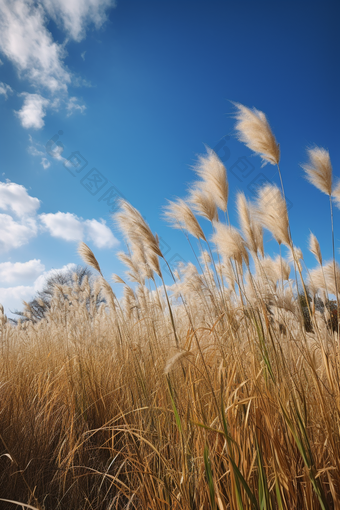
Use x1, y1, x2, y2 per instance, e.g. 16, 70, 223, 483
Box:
0, 107, 340, 509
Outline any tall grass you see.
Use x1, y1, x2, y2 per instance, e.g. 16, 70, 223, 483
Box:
1, 104, 340, 509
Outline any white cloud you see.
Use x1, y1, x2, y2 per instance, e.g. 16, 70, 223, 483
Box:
16, 93, 49, 129
41, 157, 51, 169
0, 262, 76, 315
0, 181, 40, 217
85, 218, 119, 249
41, 0, 116, 42
0, 284, 36, 314
0, 214, 38, 252
0, 1, 116, 130
40, 212, 84, 242
0, 259, 45, 284
28, 140, 52, 168
0, 0, 71, 92
0, 81, 12, 98
66, 96, 86, 116
81, 51, 86, 61
33, 262, 77, 292
39, 212, 118, 248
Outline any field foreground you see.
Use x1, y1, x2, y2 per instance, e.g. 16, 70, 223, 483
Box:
1, 104, 340, 509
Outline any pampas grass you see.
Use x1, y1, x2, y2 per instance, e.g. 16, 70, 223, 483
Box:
309, 232, 323, 266
255, 183, 290, 246
302, 147, 333, 196
233, 102, 280, 166
193, 147, 229, 212
1, 106, 340, 510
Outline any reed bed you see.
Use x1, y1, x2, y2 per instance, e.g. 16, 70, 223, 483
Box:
0, 104, 340, 509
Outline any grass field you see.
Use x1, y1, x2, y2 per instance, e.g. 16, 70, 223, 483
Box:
1, 104, 340, 509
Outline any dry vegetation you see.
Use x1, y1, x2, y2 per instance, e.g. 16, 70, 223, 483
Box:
1, 104, 340, 509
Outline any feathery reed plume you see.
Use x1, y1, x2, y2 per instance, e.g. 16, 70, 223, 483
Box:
255, 256, 290, 288
164, 199, 206, 241
193, 147, 228, 211
236, 192, 264, 256
189, 184, 218, 222
233, 102, 280, 166
301, 147, 333, 196
164, 350, 194, 374
309, 232, 322, 266
302, 148, 339, 321
333, 180, 340, 209
131, 240, 154, 280
112, 274, 126, 284
117, 252, 136, 272
145, 249, 162, 278
309, 261, 340, 297
100, 277, 117, 311
212, 223, 249, 267
323, 261, 340, 297
78, 242, 103, 275
115, 200, 163, 257
218, 259, 236, 289
288, 246, 303, 272
255, 184, 290, 246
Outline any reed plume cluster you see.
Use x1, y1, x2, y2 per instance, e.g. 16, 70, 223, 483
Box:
0, 104, 340, 510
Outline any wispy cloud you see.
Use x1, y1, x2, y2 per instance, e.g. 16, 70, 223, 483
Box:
0, 0, 71, 93
41, 0, 116, 42
0, 81, 13, 99
0, 0, 116, 129
66, 96, 86, 116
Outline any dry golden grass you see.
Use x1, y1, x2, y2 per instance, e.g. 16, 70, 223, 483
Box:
0, 105, 340, 509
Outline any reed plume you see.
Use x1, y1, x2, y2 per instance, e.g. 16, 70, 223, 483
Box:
233, 102, 280, 166
189, 184, 218, 222
164, 199, 206, 240
193, 147, 228, 211
115, 200, 163, 257
301, 147, 333, 196
212, 222, 249, 267
78, 241, 103, 275
309, 232, 322, 266
236, 192, 264, 257
255, 184, 290, 246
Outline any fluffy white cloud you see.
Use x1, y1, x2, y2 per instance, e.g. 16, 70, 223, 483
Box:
0, 285, 36, 314
0, 181, 40, 217
0, 81, 12, 98
0, 259, 45, 284
0, 0, 71, 92
0, 262, 76, 316
40, 212, 119, 248
41, 0, 116, 42
16, 93, 49, 129
0, 214, 38, 252
84, 218, 119, 249
40, 212, 84, 242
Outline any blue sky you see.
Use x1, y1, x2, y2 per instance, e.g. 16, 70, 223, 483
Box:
0, 0, 339, 315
